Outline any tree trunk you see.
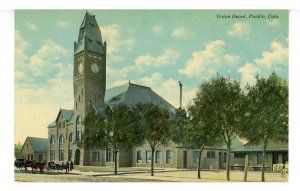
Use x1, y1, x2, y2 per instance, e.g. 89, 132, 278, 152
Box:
226, 146, 231, 181
243, 153, 249, 182
151, 147, 155, 176
261, 139, 268, 182
197, 148, 204, 179
114, 150, 118, 175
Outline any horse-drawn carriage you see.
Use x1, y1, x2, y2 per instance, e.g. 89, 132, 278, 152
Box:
47, 161, 69, 173
15, 159, 46, 173
15, 159, 69, 174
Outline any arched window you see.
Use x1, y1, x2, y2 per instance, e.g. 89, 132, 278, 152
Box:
50, 135, 55, 161
50, 135, 55, 144
69, 133, 73, 143
59, 134, 64, 144
59, 134, 64, 161
68, 133, 73, 161
76, 116, 82, 125
79, 95, 81, 102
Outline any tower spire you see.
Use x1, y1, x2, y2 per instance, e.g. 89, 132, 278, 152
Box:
74, 12, 105, 55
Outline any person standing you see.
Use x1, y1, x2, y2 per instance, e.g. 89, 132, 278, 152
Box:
70, 160, 73, 171
66, 161, 70, 173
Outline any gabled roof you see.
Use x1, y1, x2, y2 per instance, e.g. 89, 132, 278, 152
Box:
48, 83, 176, 128
105, 82, 176, 113
21, 137, 48, 153
219, 136, 288, 152
48, 108, 74, 128
74, 11, 105, 54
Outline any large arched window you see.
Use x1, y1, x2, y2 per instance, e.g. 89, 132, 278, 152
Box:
50, 135, 55, 144
59, 134, 64, 161
68, 133, 73, 161
76, 116, 82, 125
59, 134, 64, 144
69, 133, 73, 143
50, 135, 55, 161
76, 116, 82, 141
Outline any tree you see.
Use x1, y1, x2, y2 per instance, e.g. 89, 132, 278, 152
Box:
195, 74, 245, 181
172, 108, 189, 144
84, 105, 144, 175
15, 142, 23, 159
186, 84, 223, 179
134, 103, 173, 176
241, 72, 288, 182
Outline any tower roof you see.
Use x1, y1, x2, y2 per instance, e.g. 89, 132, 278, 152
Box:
74, 12, 105, 55
104, 82, 176, 114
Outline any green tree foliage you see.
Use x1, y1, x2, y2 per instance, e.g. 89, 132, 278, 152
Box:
15, 142, 23, 159
134, 103, 173, 176
241, 72, 288, 182
84, 105, 144, 175
186, 84, 224, 179
196, 74, 245, 181
172, 108, 189, 144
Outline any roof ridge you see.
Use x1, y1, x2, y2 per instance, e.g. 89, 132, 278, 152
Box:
129, 82, 151, 89
60, 108, 74, 112
27, 137, 47, 139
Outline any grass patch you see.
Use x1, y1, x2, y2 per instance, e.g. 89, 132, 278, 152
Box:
74, 166, 149, 172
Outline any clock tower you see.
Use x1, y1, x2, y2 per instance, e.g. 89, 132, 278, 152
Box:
73, 12, 106, 122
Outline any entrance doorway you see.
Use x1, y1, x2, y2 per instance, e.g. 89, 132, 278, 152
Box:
74, 149, 80, 165
272, 152, 278, 164
183, 151, 187, 168
219, 152, 222, 169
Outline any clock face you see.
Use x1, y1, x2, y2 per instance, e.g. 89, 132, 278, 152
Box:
91, 63, 99, 73
78, 63, 83, 74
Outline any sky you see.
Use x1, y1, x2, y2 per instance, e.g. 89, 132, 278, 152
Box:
14, 10, 288, 144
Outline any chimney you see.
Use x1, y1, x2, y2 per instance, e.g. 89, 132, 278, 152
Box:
178, 81, 182, 109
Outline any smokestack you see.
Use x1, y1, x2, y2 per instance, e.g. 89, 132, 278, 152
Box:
179, 81, 182, 109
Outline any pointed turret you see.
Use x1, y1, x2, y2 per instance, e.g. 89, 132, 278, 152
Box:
74, 12, 106, 55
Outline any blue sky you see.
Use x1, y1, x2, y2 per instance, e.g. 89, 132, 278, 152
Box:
15, 10, 288, 143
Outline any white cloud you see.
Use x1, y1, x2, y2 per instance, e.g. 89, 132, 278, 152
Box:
119, 48, 180, 77
101, 24, 135, 58
178, 40, 239, 78
255, 41, 288, 68
227, 22, 251, 39
152, 25, 164, 36
140, 73, 162, 86
238, 40, 288, 87
110, 79, 131, 88
56, 20, 70, 28
224, 54, 240, 64
15, 30, 30, 70
238, 63, 258, 87
135, 48, 179, 67
171, 27, 192, 39
265, 19, 280, 27
28, 39, 70, 77
138, 74, 196, 108
15, 36, 74, 143
26, 22, 38, 32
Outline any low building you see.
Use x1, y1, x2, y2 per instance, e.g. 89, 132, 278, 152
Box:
229, 137, 288, 171
21, 137, 48, 162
